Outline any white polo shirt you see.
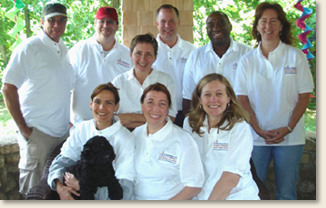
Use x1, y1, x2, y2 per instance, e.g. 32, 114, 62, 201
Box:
183, 117, 260, 200
234, 41, 314, 146
60, 116, 135, 182
2, 31, 75, 137
152, 34, 196, 110
132, 118, 204, 200
111, 68, 177, 117
182, 39, 251, 100
69, 36, 132, 125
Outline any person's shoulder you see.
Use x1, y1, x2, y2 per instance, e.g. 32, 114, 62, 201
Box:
171, 124, 194, 142
115, 124, 135, 139
132, 124, 146, 136
239, 47, 256, 60
233, 40, 252, 52
75, 119, 93, 128
178, 37, 196, 48
15, 35, 41, 51
282, 42, 303, 54
232, 120, 251, 131
115, 40, 130, 51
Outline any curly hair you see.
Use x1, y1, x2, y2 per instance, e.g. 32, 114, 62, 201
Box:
187, 73, 249, 136
251, 2, 295, 46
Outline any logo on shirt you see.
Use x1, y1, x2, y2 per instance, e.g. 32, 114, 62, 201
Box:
233, 62, 238, 70
180, 57, 188, 64
158, 151, 177, 164
213, 140, 228, 151
117, 58, 130, 68
284, 65, 297, 74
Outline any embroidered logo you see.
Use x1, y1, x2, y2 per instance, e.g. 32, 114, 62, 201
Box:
117, 58, 130, 68
213, 140, 228, 150
158, 151, 177, 164
232, 62, 238, 70
180, 57, 188, 63
284, 65, 297, 74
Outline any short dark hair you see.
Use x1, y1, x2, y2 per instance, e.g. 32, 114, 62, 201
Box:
206, 11, 231, 25
156, 4, 179, 19
91, 82, 120, 104
130, 33, 158, 56
140, 83, 172, 108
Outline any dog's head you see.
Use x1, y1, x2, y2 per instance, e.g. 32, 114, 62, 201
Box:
81, 136, 116, 165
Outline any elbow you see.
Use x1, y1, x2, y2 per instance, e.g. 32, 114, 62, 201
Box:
2, 83, 17, 97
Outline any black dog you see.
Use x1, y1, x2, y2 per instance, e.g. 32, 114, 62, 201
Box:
65, 136, 123, 200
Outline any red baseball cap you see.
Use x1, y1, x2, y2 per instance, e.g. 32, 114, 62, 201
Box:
96, 7, 118, 22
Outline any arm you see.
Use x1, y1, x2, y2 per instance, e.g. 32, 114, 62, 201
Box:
169, 186, 201, 200
237, 95, 283, 144
55, 179, 80, 200
48, 154, 80, 200
267, 93, 311, 144
1, 83, 32, 139
116, 113, 146, 129
208, 172, 240, 200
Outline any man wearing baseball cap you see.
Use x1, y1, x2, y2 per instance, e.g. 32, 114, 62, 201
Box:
41, 3, 68, 42
69, 7, 131, 126
2, 3, 74, 195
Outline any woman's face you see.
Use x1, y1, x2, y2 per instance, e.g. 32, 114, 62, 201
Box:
90, 90, 119, 130
141, 90, 169, 134
131, 42, 156, 73
199, 80, 230, 124
257, 9, 283, 43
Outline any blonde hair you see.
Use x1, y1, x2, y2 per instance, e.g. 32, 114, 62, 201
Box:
187, 73, 249, 135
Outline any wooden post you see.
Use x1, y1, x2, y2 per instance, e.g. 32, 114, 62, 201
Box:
121, 0, 194, 47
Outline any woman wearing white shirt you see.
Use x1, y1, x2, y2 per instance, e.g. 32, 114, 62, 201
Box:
133, 83, 204, 200
234, 2, 314, 200
47, 83, 135, 200
112, 33, 177, 130
183, 73, 259, 200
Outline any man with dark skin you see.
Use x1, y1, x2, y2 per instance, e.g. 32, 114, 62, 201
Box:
182, 11, 251, 115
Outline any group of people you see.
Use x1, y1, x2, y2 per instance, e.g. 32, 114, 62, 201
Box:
1, 1, 314, 200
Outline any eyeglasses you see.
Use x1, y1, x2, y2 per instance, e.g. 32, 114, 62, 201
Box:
47, 17, 67, 24
258, 18, 279, 27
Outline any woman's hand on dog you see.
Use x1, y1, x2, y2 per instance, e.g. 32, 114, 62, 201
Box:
64, 172, 80, 191
55, 179, 80, 200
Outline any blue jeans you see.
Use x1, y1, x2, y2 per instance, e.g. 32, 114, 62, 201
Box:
251, 145, 304, 200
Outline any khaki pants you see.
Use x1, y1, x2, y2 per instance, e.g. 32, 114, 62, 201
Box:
17, 127, 68, 195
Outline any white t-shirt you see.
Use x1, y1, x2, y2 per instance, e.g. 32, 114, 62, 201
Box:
183, 117, 260, 200
132, 118, 204, 200
182, 39, 251, 100
60, 116, 135, 182
152, 34, 196, 110
2, 31, 75, 137
234, 41, 314, 146
111, 68, 178, 117
69, 36, 132, 125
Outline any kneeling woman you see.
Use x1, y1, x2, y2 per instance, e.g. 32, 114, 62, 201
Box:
183, 73, 259, 200
133, 83, 204, 200
47, 83, 135, 200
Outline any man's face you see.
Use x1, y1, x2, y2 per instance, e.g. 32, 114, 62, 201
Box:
41, 15, 67, 42
95, 18, 119, 40
156, 8, 180, 43
206, 13, 232, 46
